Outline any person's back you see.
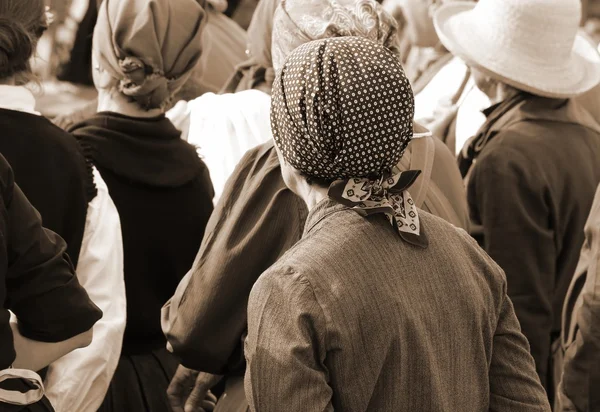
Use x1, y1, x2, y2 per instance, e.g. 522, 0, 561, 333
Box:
0, 2, 126, 410
0, 150, 102, 410
97, 157, 212, 350
434, 0, 600, 393
73, 0, 214, 410
195, 5, 247, 94
0, 109, 91, 265
467, 96, 600, 387
0, 104, 128, 412
248, 204, 549, 411
72, 112, 214, 352
556, 184, 600, 411
245, 35, 548, 412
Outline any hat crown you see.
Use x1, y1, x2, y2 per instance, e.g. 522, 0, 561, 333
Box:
472, 0, 581, 64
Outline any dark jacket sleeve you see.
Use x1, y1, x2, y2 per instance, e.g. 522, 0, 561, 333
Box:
162, 144, 308, 374
4, 123, 93, 268
1, 155, 102, 342
468, 141, 555, 389
557, 185, 600, 411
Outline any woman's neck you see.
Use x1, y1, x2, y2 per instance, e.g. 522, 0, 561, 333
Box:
96, 89, 163, 118
296, 182, 328, 211
489, 82, 521, 105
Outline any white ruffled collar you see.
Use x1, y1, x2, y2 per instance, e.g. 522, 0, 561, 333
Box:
0, 85, 40, 116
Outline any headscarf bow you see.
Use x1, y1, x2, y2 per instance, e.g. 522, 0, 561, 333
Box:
329, 167, 427, 247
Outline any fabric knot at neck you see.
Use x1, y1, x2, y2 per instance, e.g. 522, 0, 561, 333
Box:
328, 167, 428, 247
119, 57, 148, 84
118, 57, 170, 110
370, 179, 385, 197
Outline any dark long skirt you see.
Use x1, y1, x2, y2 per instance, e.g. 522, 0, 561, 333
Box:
98, 348, 179, 412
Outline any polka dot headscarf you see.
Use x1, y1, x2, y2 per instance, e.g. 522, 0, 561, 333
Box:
271, 36, 415, 181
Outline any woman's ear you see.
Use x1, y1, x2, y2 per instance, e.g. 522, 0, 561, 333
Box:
274, 144, 302, 193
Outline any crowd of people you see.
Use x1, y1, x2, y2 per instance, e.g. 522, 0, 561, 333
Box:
0, 0, 599, 411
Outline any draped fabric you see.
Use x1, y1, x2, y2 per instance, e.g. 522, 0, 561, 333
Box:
271, 37, 414, 180
94, 0, 207, 109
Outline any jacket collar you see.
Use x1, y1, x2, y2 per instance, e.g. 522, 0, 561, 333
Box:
459, 92, 600, 177
303, 198, 348, 237
70, 112, 206, 188
484, 93, 600, 136
303, 196, 430, 248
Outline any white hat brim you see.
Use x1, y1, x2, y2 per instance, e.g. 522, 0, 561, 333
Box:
434, 2, 600, 98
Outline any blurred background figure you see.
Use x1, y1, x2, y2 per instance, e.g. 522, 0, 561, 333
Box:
435, 0, 600, 402
40, 0, 248, 129
381, 0, 490, 156
583, 0, 600, 43
225, 0, 259, 29
556, 184, 600, 412
189, 0, 248, 97
0, 0, 126, 409
0, 151, 102, 411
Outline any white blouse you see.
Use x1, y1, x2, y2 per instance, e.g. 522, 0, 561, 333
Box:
44, 168, 126, 412
167, 90, 273, 202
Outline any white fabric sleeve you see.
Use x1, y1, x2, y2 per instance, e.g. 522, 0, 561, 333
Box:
44, 167, 126, 412
186, 90, 273, 202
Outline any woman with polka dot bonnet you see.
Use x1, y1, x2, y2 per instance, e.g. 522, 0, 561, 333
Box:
244, 37, 550, 411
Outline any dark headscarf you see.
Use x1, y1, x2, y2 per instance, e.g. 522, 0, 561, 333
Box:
272, 37, 427, 246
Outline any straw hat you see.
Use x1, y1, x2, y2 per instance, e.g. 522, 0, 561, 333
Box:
434, 0, 600, 98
